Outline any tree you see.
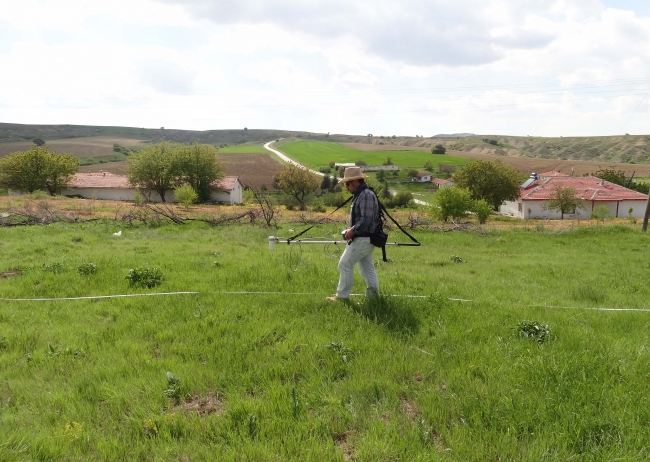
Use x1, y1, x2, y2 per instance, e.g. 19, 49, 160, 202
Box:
453, 160, 522, 211
592, 167, 626, 185
432, 186, 472, 222
329, 176, 339, 192
376, 170, 386, 182
0, 146, 78, 195
380, 180, 392, 200
383, 157, 393, 166
439, 164, 456, 176
127, 142, 177, 202
431, 144, 446, 154
542, 184, 584, 219
33, 138, 46, 146
320, 174, 331, 190
44, 152, 80, 195
424, 161, 434, 172
407, 169, 419, 178
175, 142, 223, 202
275, 164, 320, 210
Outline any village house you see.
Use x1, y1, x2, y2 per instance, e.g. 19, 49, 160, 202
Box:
500, 171, 648, 219
412, 172, 432, 183
59, 172, 244, 205
334, 163, 399, 172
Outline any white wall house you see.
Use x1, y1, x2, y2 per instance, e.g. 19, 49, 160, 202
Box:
500, 173, 648, 219
60, 172, 243, 204
412, 173, 432, 183
334, 163, 399, 172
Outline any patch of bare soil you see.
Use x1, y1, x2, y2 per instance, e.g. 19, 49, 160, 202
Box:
176, 393, 224, 417
0, 269, 21, 278
333, 432, 354, 461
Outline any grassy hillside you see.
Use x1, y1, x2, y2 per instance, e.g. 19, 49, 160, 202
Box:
0, 123, 322, 147
1, 206, 650, 460
331, 133, 650, 164
2, 122, 649, 173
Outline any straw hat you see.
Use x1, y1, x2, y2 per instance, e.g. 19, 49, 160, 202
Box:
342, 166, 368, 183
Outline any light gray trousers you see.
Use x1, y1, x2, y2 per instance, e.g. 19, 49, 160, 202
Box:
336, 237, 380, 299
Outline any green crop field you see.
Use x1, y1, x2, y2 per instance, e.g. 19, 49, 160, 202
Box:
2, 201, 650, 460
277, 140, 472, 171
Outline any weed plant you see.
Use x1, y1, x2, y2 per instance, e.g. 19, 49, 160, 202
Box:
1, 221, 650, 460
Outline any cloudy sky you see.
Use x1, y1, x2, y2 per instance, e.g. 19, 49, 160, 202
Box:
1, 0, 649, 137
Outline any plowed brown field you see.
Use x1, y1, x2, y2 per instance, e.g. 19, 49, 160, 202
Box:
0, 136, 148, 158
78, 153, 282, 189
445, 150, 650, 177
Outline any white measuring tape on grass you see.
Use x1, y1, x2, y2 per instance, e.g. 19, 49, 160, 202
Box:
1, 291, 649, 312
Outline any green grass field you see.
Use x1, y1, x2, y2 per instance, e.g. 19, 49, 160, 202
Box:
278, 140, 471, 171
2, 209, 650, 460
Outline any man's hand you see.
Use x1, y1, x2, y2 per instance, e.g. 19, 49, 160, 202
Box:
344, 228, 355, 241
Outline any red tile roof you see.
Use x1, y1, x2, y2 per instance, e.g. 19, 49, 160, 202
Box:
431, 178, 453, 186
519, 176, 647, 201
212, 176, 240, 191
414, 173, 430, 178
69, 173, 239, 191
68, 172, 130, 188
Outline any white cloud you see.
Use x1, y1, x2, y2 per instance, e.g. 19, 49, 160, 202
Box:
0, 0, 649, 135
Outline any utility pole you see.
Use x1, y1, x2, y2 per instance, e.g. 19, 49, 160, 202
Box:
642, 192, 650, 231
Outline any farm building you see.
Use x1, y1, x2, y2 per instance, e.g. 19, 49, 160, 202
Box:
412, 173, 432, 183
57, 172, 243, 204
500, 174, 648, 219
334, 163, 398, 172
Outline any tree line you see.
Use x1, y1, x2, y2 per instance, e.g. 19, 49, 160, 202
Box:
0, 142, 224, 204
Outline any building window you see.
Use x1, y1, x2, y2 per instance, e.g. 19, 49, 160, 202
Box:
518, 203, 522, 212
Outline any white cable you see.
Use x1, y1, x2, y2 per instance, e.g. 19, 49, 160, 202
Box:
0, 291, 648, 313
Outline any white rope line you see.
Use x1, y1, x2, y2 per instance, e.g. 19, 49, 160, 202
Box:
0, 291, 648, 312
0, 291, 199, 301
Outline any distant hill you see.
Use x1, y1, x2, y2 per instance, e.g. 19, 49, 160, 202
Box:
1, 123, 649, 165
432, 133, 475, 138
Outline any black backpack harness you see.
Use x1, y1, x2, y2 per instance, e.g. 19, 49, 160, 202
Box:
286, 189, 420, 262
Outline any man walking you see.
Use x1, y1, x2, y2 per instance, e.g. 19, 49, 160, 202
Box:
327, 167, 380, 303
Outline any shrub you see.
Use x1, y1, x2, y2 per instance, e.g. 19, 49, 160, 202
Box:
516, 320, 552, 344
385, 191, 413, 208
355, 160, 367, 166
431, 144, 446, 154
432, 186, 471, 222
311, 202, 326, 213
472, 199, 492, 224
78, 263, 97, 276
318, 166, 331, 174
126, 267, 162, 288
175, 184, 198, 210
591, 205, 611, 223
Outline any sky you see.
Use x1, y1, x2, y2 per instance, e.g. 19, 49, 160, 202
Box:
0, 0, 649, 137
